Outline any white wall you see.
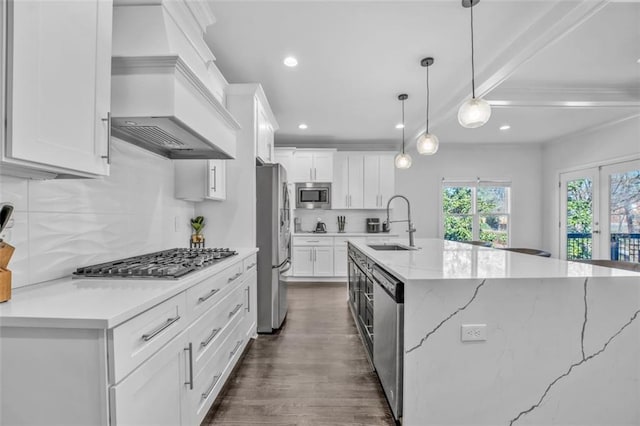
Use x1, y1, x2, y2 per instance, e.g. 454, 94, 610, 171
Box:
0, 139, 195, 288
541, 116, 640, 256
395, 143, 543, 248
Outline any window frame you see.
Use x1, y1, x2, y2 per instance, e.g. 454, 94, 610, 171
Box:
440, 178, 512, 246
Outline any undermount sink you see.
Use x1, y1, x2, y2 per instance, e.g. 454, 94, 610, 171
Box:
368, 244, 416, 251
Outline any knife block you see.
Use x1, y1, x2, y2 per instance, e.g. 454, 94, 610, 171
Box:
0, 268, 11, 303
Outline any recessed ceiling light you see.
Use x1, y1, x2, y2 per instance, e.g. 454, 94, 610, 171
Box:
637, 58, 640, 64
500, 124, 511, 131
283, 56, 298, 67
395, 123, 404, 129
298, 123, 308, 130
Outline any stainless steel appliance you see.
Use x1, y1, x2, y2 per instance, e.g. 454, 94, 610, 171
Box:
295, 183, 331, 209
256, 164, 291, 333
73, 248, 237, 279
347, 244, 374, 359
372, 264, 404, 421
366, 218, 380, 233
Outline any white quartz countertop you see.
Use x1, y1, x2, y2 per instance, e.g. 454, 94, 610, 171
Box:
349, 238, 640, 281
0, 248, 258, 329
293, 232, 398, 237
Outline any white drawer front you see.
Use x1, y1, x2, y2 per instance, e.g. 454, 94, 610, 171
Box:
109, 293, 187, 384
190, 283, 246, 377
186, 260, 244, 321
243, 253, 257, 272
335, 236, 366, 247
292, 236, 334, 246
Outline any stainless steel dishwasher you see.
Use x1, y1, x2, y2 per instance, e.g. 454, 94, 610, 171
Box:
372, 264, 404, 421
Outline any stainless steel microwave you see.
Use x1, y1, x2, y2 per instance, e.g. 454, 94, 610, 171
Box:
295, 183, 331, 209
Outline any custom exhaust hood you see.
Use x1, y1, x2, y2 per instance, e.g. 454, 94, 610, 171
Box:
111, 2, 240, 159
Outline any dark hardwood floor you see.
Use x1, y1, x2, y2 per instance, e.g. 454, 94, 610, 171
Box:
202, 282, 394, 425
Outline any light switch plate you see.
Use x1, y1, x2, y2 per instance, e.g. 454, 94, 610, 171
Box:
461, 324, 487, 342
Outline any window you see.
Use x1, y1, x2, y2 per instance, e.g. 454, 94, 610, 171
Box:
442, 180, 511, 247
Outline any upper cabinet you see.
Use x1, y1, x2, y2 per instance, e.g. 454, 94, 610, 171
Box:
256, 101, 275, 164
175, 160, 226, 202
291, 150, 335, 183
364, 154, 396, 209
1, 0, 113, 179
333, 153, 364, 209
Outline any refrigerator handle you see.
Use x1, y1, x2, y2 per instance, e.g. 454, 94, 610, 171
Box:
279, 258, 292, 274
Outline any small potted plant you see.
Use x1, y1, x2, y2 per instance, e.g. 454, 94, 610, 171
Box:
190, 216, 206, 244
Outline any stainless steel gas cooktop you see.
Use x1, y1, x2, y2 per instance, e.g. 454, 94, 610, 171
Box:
73, 248, 237, 279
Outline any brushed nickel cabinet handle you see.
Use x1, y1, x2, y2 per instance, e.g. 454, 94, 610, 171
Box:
201, 374, 221, 400
141, 316, 180, 341
245, 286, 250, 312
229, 340, 243, 359
198, 288, 219, 303
246, 263, 256, 270
184, 343, 194, 390
229, 303, 243, 317
227, 272, 242, 283
101, 112, 111, 164
200, 328, 221, 348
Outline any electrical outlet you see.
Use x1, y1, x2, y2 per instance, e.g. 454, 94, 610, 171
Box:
461, 324, 487, 342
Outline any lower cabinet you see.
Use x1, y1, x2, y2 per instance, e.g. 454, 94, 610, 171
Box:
334, 246, 348, 277
292, 246, 334, 277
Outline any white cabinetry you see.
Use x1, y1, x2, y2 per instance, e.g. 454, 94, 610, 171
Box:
274, 148, 296, 175
291, 236, 334, 277
291, 150, 335, 182
256, 101, 275, 164
364, 154, 396, 209
175, 160, 226, 202
1, 0, 113, 179
333, 153, 365, 209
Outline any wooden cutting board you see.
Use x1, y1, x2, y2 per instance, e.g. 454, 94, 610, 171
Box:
0, 242, 15, 269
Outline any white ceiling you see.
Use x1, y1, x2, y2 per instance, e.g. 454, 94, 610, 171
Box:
205, 0, 640, 151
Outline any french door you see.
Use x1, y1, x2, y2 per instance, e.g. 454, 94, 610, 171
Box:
560, 159, 640, 262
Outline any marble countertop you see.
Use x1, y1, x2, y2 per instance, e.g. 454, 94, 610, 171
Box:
349, 238, 640, 282
0, 248, 258, 329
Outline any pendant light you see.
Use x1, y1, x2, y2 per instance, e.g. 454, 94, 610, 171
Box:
394, 94, 412, 169
458, 0, 491, 128
417, 57, 439, 155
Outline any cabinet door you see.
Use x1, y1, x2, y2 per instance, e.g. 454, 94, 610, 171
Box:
256, 102, 272, 164
334, 246, 348, 277
6, 0, 111, 177
313, 247, 334, 277
291, 152, 314, 182
332, 153, 349, 209
207, 160, 226, 201
110, 333, 189, 426
378, 154, 396, 208
363, 155, 380, 209
347, 155, 365, 209
313, 152, 334, 182
292, 246, 314, 276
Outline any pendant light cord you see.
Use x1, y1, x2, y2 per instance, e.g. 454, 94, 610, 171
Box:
401, 98, 406, 154
470, 2, 476, 99
426, 64, 430, 133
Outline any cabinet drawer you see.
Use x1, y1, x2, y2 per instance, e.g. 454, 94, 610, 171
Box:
292, 236, 334, 246
188, 316, 247, 426
243, 253, 257, 272
109, 293, 187, 384
190, 282, 246, 377
186, 260, 244, 320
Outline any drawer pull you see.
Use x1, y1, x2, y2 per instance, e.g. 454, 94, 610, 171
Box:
141, 316, 180, 342
229, 303, 243, 317
200, 328, 221, 349
229, 340, 243, 359
227, 272, 242, 283
198, 288, 220, 303
184, 343, 194, 390
246, 263, 256, 270
201, 374, 221, 400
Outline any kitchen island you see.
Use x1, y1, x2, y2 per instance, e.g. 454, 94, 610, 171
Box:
349, 238, 640, 426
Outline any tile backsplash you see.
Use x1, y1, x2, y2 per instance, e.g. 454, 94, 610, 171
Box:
0, 139, 195, 288
294, 209, 388, 234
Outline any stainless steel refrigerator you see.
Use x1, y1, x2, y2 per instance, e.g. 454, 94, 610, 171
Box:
256, 164, 291, 333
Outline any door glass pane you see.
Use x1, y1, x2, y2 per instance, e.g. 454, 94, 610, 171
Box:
609, 170, 640, 263
566, 178, 593, 260
480, 215, 509, 248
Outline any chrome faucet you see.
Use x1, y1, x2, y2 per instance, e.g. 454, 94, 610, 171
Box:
385, 195, 416, 247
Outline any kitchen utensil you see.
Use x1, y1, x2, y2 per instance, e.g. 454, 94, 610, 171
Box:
0, 203, 14, 238
314, 218, 327, 233
337, 216, 346, 233
0, 242, 15, 269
